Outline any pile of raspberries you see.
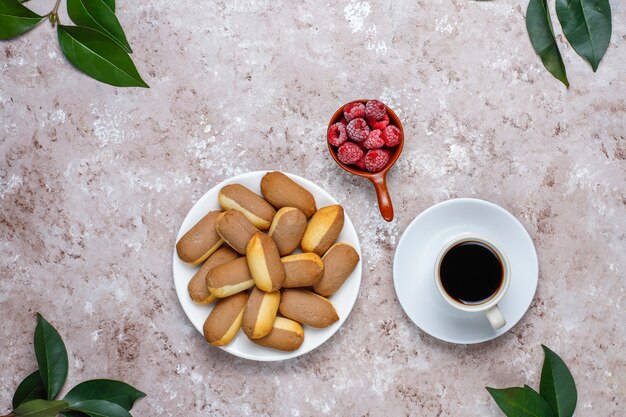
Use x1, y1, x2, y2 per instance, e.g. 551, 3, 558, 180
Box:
328, 100, 401, 172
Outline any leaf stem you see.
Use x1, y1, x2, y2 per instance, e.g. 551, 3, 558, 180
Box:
49, 0, 63, 27
52, 0, 63, 14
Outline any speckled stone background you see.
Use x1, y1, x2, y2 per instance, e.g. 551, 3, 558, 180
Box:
1, 0, 624, 416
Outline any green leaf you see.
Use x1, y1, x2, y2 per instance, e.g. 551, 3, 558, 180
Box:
60, 410, 91, 417
13, 399, 68, 417
487, 387, 555, 417
67, 400, 132, 417
57, 25, 149, 88
0, 0, 44, 39
63, 379, 146, 411
524, 384, 540, 395
67, 0, 131, 53
526, 0, 569, 87
102, 0, 114, 12
540, 345, 577, 417
556, 0, 611, 72
34, 314, 68, 400
61, 411, 92, 417
12, 370, 46, 409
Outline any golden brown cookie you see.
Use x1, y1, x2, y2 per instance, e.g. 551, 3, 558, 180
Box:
176, 211, 223, 265
246, 232, 286, 292
188, 246, 239, 304
251, 317, 304, 351
218, 184, 276, 230
206, 257, 255, 298
268, 207, 307, 256
279, 289, 339, 328
281, 253, 324, 288
216, 209, 258, 254
260, 172, 317, 218
203, 292, 248, 346
242, 287, 281, 339
300, 205, 344, 256
313, 243, 360, 297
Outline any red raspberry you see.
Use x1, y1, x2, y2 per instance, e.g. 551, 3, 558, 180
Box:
347, 118, 370, 142
363, 129, 384, 149
353, 157, 366, 170
382, 125, 401, 147
327, 123, 348, 147
337, 142, 364, 165
365, 100, 386, 121
367, 113, 389, 130
343, 102, 366, 122
365, 149, 390, 172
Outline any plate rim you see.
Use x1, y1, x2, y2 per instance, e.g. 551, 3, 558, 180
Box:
172, 170, 362, 361
393, 197, 538, 344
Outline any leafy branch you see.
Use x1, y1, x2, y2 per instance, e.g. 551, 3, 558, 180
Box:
0, 0, 148, 87
3, 314, 145, 417
526, 0, 612, 87
487, 345, 577, 417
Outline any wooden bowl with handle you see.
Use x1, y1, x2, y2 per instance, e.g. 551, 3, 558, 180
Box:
327, 99, 404, 222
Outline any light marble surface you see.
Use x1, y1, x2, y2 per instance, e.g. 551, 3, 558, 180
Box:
1, 1, 624, 416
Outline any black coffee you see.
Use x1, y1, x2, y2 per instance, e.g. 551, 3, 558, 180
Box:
439, 241, 503, 305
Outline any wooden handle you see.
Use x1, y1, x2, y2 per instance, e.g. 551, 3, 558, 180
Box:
369, 173, 394, 222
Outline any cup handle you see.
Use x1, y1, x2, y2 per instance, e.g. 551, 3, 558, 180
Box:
485, 305, 506, 330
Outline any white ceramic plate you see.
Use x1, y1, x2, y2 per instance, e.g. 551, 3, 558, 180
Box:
393, 198, 538, 344
173, 171, 362, 361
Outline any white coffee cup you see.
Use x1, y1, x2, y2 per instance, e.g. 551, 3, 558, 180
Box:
434, 234, 510, 330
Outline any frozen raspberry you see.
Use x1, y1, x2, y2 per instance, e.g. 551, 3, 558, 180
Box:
327, 123, 348, 147
355, 140, 368, 152
382, 125, 401, 147
365, 100, 386, 121
347, 118, 370, 142
343, 102, 366, 122
353, 157, 366, 170
337, 142, 364, 165
365, 149, 390, 172
367, 113, 389, 130
363, 129, 384, 149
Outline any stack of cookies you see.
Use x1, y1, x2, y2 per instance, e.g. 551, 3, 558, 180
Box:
177, 172, 360, 351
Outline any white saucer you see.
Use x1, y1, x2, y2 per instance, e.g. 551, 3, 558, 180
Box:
393, 198, 538, 344
173, 171, 362, 361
